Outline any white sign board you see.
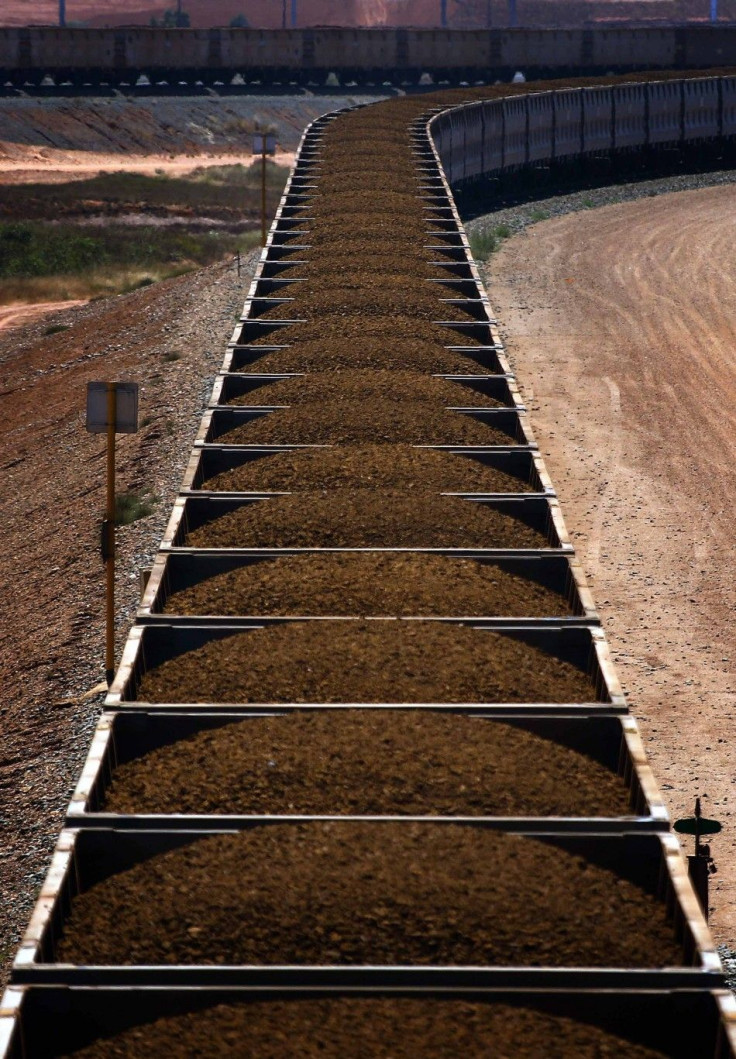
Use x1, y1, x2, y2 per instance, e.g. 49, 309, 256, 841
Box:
86, 382, 139, 434
253, 133, 277, 155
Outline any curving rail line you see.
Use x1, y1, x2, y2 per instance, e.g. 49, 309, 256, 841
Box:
2, 75, 736, 1057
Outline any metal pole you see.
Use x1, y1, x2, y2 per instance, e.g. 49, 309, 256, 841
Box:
291, 0, 297, 28
487, 0, 492, 27
711, 0, 718, 21
59, 0, 66, 27
105, 383, 116, 687
689, 798, 708, 918
261, 140, 267, 247
440, 0, 447, 27
695, 796, 702, 857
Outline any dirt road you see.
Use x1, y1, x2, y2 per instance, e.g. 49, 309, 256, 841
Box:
0, 144, 296, 184
486, 183, 736, 943
0, 300, 87, 330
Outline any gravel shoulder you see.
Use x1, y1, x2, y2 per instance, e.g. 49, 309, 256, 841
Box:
0, 252, 258, 985
0, 92, 386, 159
480, 177, 736, 944
465, 166, 736, 246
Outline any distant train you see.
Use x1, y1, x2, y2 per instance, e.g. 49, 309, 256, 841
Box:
3, 24, 736, 86
431, 74, 736, 182
432, 74, 736, 182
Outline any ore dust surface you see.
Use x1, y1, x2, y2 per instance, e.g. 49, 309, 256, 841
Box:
55, 824, 681, 969
485, 183, 736, 943
53, 998, 670, 1059
102, 710, 630, 818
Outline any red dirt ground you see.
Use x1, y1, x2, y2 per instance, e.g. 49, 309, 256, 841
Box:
0, 256, 255, 986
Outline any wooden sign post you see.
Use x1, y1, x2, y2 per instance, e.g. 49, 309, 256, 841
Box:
253, 130, 277, 247
86, 381, 139, 686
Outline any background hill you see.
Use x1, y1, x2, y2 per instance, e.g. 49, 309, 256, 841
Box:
0, 0, 726, 29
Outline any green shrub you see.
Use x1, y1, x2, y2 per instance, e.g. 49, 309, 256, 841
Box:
469, 224, 513, 263
0, 223, 99, 277
0, 223, 253, 280
0, 165, 289, 220
115, 491, 157, 525
469, 228, 496, 262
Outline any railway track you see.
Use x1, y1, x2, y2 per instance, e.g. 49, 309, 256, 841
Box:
2, 77, 736, 1056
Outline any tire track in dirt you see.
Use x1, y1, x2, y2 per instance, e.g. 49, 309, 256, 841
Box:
0, 300, 87, 332
486, 184, 736, 942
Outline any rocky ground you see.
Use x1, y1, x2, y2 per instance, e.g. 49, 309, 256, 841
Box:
465, 166, 736, 247
0, 251, 258, 985
0, 93, 386, 159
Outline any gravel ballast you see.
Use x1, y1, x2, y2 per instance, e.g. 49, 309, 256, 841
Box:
186, 492, 548, 549
465, 167, 736, 248
56, 998, 671, 1059
136, 620, 596, 704
102, 709, 631, 816
204, 444, 535, 494
54, 823, 682, 968
162, 553, 571, 617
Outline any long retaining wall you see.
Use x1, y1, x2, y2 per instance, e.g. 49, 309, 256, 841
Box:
2, 77, 736, 1057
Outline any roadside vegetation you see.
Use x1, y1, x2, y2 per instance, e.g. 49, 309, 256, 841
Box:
0, 222, 258, 301
468, 223, 511, 262
115, 490, 159, 525
0, 162, 288, 304
0, 162, 288, 221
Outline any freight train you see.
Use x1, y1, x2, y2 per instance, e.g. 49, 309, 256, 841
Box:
2, 76, 736, 1056
431, 74, 736, 182
2, 24, 736, 85
2, 71, 736, 1056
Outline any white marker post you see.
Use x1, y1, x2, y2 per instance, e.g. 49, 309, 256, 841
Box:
86, 381, 139, 686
